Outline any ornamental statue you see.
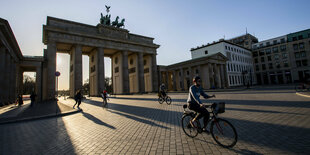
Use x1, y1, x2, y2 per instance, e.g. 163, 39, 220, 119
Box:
99, 5, 125, 28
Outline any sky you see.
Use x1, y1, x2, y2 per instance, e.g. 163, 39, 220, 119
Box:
1, 0, 310, 90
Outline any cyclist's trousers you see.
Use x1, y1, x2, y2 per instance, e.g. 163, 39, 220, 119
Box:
188, 103, 210, 128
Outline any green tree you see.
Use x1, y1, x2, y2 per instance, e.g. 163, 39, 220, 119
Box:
23, 75, 35, 95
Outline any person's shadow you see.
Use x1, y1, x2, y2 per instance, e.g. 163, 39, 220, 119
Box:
81, 111, 116, 129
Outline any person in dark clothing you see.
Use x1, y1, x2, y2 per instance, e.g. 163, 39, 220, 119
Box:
73, 90, 82, 109
101, 90, 109, 107
187, 76, 215, 132
18, 95, 23, 106
160, 83, 167, 97
30, 92, 37, 107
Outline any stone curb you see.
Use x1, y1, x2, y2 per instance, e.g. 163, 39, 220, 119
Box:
296, 92, 310, 98
0, 109, 82, 125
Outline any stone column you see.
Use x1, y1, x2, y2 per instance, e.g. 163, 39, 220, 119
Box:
204, 64, 210, 89
10, 59, 16, 101
138, 52, 145, 93
208, 64, 214, 88
70, 44, 83, 97
0, 47, 6, 104
151, 54, 158, 92
4, 53, 11, 103
220, 64, 225, 88
36, 65, 42, 102
179, 68, 184, 91
215, 64, 222, 88
165, 71, 169, 88
187, 66, 192, 89
46, 42, 56, 100
172, 70, 177, 91
122, 51, 129, 94
97, 47, 105, 94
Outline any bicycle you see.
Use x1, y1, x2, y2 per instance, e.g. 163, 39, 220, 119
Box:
181, 102, 238, 148
158, 94, 172, 105
102, 98, 109, 108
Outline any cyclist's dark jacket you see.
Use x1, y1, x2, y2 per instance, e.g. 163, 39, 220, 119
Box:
187, 85, 209, 106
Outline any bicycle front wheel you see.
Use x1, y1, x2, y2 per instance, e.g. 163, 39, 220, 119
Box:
166, 96, 172, 105
181, 114, 199, 138
158, 97, 164, 104
210, 118, 238, 148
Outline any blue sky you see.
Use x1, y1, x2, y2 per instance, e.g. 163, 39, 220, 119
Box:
1, 0, 310, 90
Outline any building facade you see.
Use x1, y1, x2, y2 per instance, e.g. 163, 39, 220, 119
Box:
252, 29, 310, 85
191, 40, 255, 87
227, 33, 258, 49
159, 53, 228, 91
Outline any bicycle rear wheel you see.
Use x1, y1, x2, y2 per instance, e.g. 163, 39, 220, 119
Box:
158, 97, 164, 104
210, 118, 237, 148
166, 96, 172, 105
181, 114, 199, 138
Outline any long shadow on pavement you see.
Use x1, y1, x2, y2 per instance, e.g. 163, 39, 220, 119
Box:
82, 98, 310, 154
0, 105, 76, 154
81, 111, 115, 129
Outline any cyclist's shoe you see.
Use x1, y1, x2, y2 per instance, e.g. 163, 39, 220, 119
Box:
202, 128, 210, 134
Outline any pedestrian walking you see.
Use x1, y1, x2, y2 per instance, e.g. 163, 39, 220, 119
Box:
73, 90, 82, 109
101, 90, 109, 107
30, 92, 36, 107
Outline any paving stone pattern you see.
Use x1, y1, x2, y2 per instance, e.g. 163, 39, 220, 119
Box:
0, 87, 310, 154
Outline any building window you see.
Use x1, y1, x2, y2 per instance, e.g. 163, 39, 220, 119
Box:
91, 55, 94, 62
265, 48, 271, 55
274, 54, 279, 60
268, 63, 273, 69
266, 42, 270, 46
260, 43, 263, 47
282, 53, 288, 59
302, 60, 308, 66
196, 69, 199, 74
281, 38, 285, 43
280, 45, 286, 51
299, 43, 304, 49
268, 56, 272, 61
293, 37, 297, 41
300, 51, 306, 57
262, 64, 266, 70
227, 64, 230, 71
254, 58, 258, 63
283, 60, 289, 67
295, 52, 300, 59
256, 65, 259, 71
275, 62, 281, 68
229, 76, 232, 85
273, 40, 278, 45
298, 35, 303, 40
261, 57, 265, 62
187, 71, 189, 75
115, 57, 118, 64
130, 58, 133, 65
225, 46, 227, 50
296, 60, 301, 67
205, 50, 208, 54
245, 41, 248, 45
144, 59, 147, 66
293, 44, 298, 50
253, 52, 258, 57
259, 50, 265, 56
272, 47, 278, 53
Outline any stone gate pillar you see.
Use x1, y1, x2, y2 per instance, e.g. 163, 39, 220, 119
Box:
179, 68, 184, 91
70, 44, 83, 97
97, 47, 105, 95
138, 52, 145, 93
151, 54, 158, 92
36, 65, 42, 101
122, 51, 129, 94
5, 53, 11, 103
0, 47, 6, 104
46, 42, 56, 100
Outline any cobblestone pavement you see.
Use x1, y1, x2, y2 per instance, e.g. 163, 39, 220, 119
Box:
0, 86, 310, 154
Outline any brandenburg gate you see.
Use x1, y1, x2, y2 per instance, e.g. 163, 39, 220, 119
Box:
42, 16, 160, 100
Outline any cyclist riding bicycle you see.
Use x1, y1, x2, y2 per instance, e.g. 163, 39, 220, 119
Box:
187, 76, 215, 133
160, 83, 167, 98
